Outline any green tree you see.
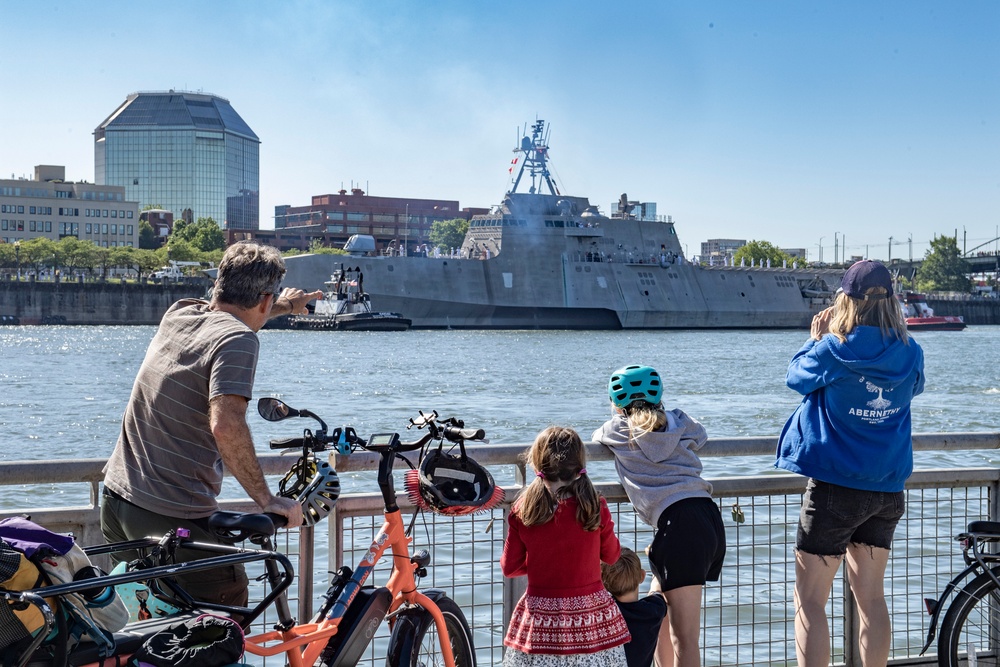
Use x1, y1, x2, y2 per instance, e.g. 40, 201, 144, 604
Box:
429, 218, 470, 250
732, 240, 794, 267
0, 243, 14, 271
109, 246, 135, 277
138, 219, 159, 249
57, 237, 100, 278
191, 219, 225, 252
19, 237, 58, 275
916, 235, 972, 293
170, 217, 225, 252
306, 239, 347, 256
133, 248, 162, 278
163, 238, 199, 262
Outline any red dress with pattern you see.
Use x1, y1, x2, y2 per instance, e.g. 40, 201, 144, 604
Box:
501, 497, 630, 655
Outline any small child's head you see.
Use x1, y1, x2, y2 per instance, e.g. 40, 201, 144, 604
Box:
516, 426, 601, 531
602, 547, 645, 599
608, 365, 667, 437
528, 426, 587, 484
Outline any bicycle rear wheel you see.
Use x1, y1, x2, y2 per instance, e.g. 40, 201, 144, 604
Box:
938, 566, 1000, 666
386, 594, 476, 667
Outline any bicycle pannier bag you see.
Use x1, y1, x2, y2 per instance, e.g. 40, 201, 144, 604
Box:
127, 614, 244, 667
0, 537, 47, 655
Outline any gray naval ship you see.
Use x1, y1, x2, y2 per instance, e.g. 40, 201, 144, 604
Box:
281, 120, 838, 329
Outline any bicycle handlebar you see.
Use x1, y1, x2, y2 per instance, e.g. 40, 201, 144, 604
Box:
259, 398, 487, 455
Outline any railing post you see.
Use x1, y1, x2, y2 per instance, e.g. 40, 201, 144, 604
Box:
844, 559, 859, 666
297, 524, 314, 621
502, 461, 529, 644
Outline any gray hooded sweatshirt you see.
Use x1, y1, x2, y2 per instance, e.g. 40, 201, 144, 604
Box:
591, 409, 713, 528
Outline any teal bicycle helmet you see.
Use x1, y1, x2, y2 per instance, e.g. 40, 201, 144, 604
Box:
608, 365, 663, 409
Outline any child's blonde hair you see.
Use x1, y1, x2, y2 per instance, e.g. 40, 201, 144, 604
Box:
515, 426, 601, 531
828, 288, 909, 343
621, 401, 667, 446
601, 547, 644, 598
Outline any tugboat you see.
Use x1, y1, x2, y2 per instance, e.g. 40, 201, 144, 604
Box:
283, 265, 410, 332
898, 292, 967, 332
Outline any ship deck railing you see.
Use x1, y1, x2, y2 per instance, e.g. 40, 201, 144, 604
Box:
2, 431, 998, 666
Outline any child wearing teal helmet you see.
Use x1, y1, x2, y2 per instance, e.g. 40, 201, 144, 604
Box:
593, 365, 725, 667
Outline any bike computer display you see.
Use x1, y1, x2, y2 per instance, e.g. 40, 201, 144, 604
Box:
367, 433, 399, 447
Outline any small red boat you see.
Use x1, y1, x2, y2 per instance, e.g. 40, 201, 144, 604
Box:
898, 292, 967, 331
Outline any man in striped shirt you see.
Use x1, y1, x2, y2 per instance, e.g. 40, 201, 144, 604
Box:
101, 241, 321, 606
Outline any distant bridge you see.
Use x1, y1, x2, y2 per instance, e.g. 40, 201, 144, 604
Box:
888, 249, 1000, 277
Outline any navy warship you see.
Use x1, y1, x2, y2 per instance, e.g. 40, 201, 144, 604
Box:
281, 121, 838, 329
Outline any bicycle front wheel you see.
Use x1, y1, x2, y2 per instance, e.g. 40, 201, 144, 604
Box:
386, 594, 476, 667
938, 566, 1000, 666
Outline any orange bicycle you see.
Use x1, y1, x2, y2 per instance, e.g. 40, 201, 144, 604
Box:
246, 397, 502, 667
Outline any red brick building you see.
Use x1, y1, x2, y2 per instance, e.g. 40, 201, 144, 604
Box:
225, 188, 487, 253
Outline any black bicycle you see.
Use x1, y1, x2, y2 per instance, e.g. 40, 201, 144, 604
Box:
5, 517, 294, 667
923, 520, 1000, 665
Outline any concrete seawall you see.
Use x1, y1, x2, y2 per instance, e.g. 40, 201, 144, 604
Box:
926, 295, 1000, 325
0, 279, 996, 326
0, 278, 207, 325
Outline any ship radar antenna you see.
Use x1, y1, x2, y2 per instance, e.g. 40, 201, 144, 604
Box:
509, 119, 559, 196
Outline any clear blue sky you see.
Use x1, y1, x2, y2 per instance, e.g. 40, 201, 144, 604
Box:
1, 1, 997, 261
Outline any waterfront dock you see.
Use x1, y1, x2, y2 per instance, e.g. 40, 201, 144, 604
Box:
3, 432, 999, 666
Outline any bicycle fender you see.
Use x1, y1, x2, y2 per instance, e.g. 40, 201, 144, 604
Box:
920, 563, 981, 654
384, 589, 453, 666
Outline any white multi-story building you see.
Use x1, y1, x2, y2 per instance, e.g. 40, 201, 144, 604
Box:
0, 166, 139, 247
700, 238, 746, 265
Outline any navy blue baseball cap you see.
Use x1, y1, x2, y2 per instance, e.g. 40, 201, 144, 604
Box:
841, 260, 893, 300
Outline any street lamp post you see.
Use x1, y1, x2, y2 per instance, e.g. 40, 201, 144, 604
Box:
888, 236, 893, 263
817, 237, 824, 264
14, 241, 20, 281
834, 232, 839, 265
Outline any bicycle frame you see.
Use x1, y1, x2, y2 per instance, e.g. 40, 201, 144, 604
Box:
243, 445, 459, 667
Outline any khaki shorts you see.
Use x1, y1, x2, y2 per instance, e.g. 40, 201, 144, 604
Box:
100, 489, 249, 608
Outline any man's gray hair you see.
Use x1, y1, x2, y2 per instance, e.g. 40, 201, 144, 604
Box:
213, 241, 286, 309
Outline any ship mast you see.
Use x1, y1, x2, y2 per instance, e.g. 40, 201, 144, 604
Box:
509, 120, 559, 196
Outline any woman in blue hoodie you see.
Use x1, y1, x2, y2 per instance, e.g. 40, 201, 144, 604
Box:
593, 365, 725, 667
776, 260, 924, 667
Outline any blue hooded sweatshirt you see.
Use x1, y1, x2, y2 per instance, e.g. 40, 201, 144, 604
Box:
776, 326, 924, 492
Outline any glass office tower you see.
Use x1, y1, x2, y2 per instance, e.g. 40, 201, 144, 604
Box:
95, 91, 260, 230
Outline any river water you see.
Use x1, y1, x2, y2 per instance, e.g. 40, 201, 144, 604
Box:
0, 324, 997, 511
1, 325, 998, 474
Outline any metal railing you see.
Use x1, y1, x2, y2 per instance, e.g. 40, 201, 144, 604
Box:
1, 431, 999, 666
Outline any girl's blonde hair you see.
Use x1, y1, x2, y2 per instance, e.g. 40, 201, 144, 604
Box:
515, 426, 601, 531
621, 401, 667, 447
827, 288, 909, 343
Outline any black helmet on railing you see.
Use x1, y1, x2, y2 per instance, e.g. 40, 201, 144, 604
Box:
278, 454, 341, 526
404, 446, 504, 516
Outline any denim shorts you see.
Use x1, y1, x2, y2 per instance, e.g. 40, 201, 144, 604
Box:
797, 479, 905, 556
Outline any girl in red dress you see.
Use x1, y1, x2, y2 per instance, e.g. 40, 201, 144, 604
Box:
501, 426, 630, 667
